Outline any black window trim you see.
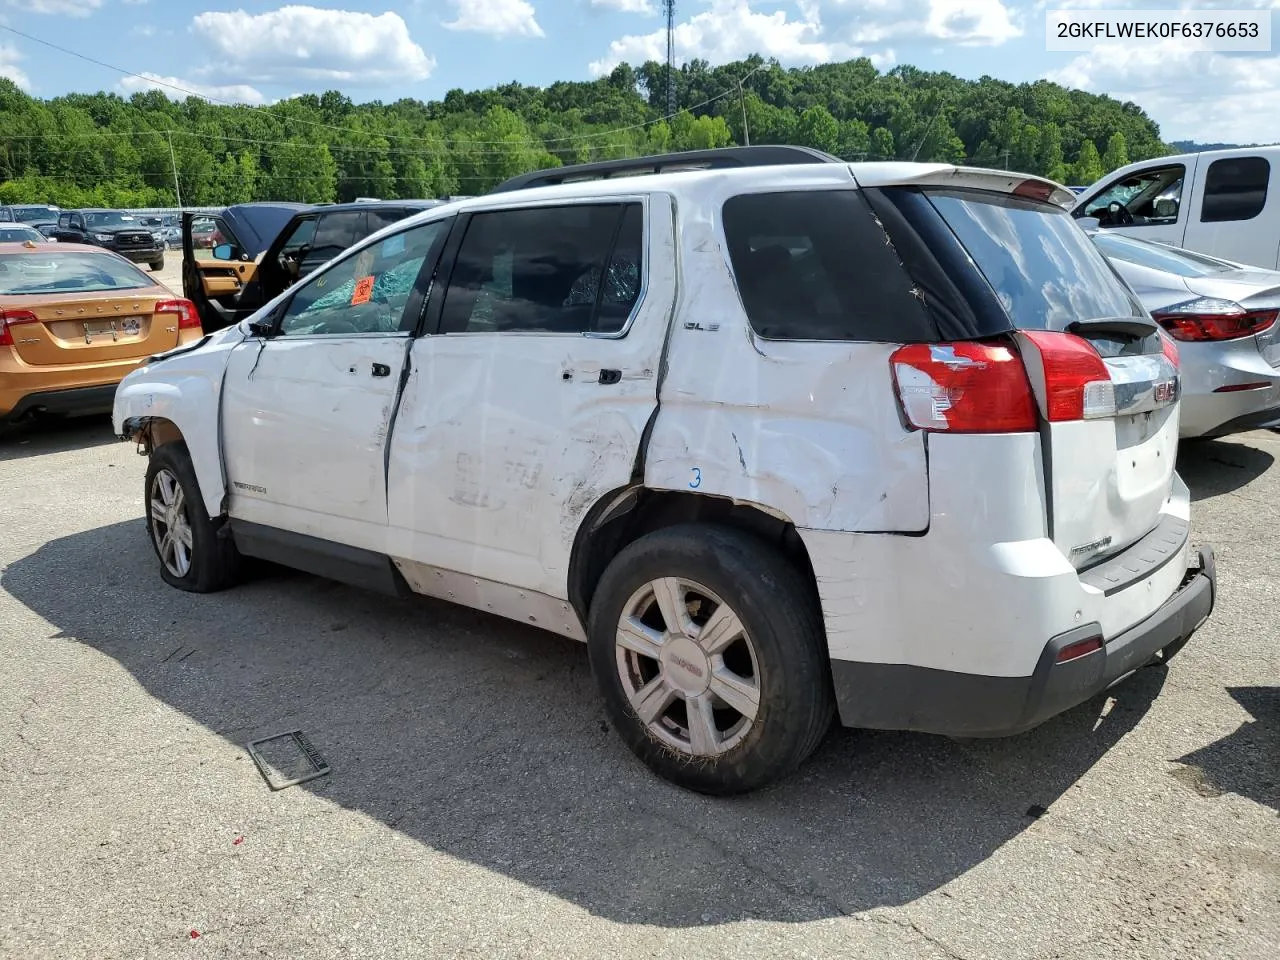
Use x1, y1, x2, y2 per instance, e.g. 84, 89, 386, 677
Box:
1200, 155, 1271, 224
253, 214, 456, 341
423, 195, 650, 340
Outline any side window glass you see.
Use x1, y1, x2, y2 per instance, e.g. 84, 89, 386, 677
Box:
723, 189, 927, 341
309, 212, 366, 265
1081, 164, 1185, 226
439, 203, 634, 334
369, 207, 413, 233
277, 220, 448, 337
1201, 156, 1270, 223
277, 217, 318, 282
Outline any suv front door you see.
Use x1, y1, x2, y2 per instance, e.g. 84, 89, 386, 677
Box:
220, 216, 454, 542
386, 197, 674, 601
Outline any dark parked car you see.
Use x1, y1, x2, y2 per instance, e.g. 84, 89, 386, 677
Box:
0, 204, 60, 224
184, 199, 442, 330
52, 209, 166, 270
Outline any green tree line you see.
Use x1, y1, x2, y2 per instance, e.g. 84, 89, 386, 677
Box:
0, 56, 1168, 208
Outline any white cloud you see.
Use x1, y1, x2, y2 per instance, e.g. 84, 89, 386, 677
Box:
121, 0, 151, 5
588, 0, 1017, 76
1046, 45, 1280, 144
192, 5, 435, 84
444, 0, 544, 38
591, 0, 656, 13
0, 42, 29, 90
118, 72, 265, 105
589, 0, 860, 75
7, 0, 101, 14
828, 0, 1021, 47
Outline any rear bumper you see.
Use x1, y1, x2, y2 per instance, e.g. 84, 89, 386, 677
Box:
1178, 341, 1280, 438
2, 383, 118, 423
830, 545, 1217, 737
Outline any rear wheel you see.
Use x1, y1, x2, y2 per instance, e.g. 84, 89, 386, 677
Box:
144, 442, 241, 593
587, 523, 834, 795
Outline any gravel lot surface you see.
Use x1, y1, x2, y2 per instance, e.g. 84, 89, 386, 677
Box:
0, 364, 1276, 957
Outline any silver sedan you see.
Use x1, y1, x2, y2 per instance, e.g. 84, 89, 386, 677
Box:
1089, 230, 1280, 439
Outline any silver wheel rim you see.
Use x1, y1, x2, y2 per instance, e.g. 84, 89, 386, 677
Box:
615, 577, 761, 757
149, 468, 194, 578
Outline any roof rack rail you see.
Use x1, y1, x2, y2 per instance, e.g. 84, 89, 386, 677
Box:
487, 145, 843, 194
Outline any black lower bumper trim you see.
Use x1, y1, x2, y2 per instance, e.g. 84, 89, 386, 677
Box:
4, 383, 118, 423
830, 545, 1218, 737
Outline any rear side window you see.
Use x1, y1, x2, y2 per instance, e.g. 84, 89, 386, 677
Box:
924, 190, 1145, 331
1201, 156, 1270, 223
311, 211, 366, 262
722, 190, 932, 341
369, 207, 414, 233
439, 202, 641, 334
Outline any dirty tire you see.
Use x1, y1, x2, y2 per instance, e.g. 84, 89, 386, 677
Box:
144, 441, 241, 593
587, 523, 835, 796
150, 256, 164, 272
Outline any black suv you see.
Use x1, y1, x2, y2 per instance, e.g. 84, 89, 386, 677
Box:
52, 209, 166, 270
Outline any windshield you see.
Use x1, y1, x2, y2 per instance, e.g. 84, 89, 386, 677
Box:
0, 226, 43, 243
83, 212, 139, 228
928, 190, 1145, 330
1090, 232, 1237, 278
0, 251, 155, 294
12, 206, 57, 223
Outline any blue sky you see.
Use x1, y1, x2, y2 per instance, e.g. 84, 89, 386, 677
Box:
0, 1, 1277, 143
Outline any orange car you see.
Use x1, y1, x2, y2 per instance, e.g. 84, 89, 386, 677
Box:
0, 241, 203, 425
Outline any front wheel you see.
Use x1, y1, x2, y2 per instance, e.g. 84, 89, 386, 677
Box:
587, 523, 835, 795
144, 442, 241, 593
149, 256, 165, 271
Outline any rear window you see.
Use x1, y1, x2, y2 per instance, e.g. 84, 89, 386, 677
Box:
0, 226, 43, 243
1091, 232, 1235, 277
925, 190, 1145, 330
1201, 156, 1270, 223
721, 190, 933, 341
0, 251, 154, 295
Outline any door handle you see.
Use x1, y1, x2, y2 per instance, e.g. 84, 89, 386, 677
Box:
371, 362, 391, 378
598, 368, 622, 385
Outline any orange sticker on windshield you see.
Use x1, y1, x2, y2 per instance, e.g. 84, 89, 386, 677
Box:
351, 275, 375, 305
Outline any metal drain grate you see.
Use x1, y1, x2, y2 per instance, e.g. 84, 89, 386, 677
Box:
246, 730, 331, 790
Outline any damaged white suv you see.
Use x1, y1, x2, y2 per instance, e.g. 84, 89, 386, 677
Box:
114, 147, 1217, 795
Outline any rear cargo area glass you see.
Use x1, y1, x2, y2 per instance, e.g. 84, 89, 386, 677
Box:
927, 191, 1146, 332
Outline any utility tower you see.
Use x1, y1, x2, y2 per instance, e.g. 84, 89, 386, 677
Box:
662, 0, 676, 117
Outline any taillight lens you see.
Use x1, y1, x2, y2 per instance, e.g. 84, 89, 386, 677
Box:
1152, 297, 1278, 342
890, 340, 1038, 433
1159, 328, 1180, 369
0, 309, 39, 347
155, 298, 201, 331
1019, 330, 1116, 421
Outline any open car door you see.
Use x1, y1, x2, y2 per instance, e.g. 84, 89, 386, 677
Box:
182, 203, 312, 332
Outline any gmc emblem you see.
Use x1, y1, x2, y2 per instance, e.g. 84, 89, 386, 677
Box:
1153, 380, 1177, 403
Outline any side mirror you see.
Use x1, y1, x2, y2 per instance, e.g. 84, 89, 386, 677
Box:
212, 242, 234, 261
247, 319, 275, 338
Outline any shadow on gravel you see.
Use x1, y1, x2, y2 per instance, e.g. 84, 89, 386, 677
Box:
1178, 437, 1275, 502
1175, 686, 1279, 814
3, 519, 1171, 926
0, 415, 118, 463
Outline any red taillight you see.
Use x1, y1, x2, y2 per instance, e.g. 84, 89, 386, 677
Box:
1055, 634, 1102, 664
1019, 330, 1116, 421
0, 309, 39, 347
155, 298, 201, 331
1159, 328, 1180, 369
1152, 298, 1278, 342
889, 340, 1038, 433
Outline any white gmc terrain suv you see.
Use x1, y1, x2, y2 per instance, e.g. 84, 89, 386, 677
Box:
114, 147, 1217, 795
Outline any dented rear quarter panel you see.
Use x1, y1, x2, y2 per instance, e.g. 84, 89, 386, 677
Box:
643, 175, 931, 533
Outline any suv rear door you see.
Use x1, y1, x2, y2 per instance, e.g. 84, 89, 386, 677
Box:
864, 173, 1180, 567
